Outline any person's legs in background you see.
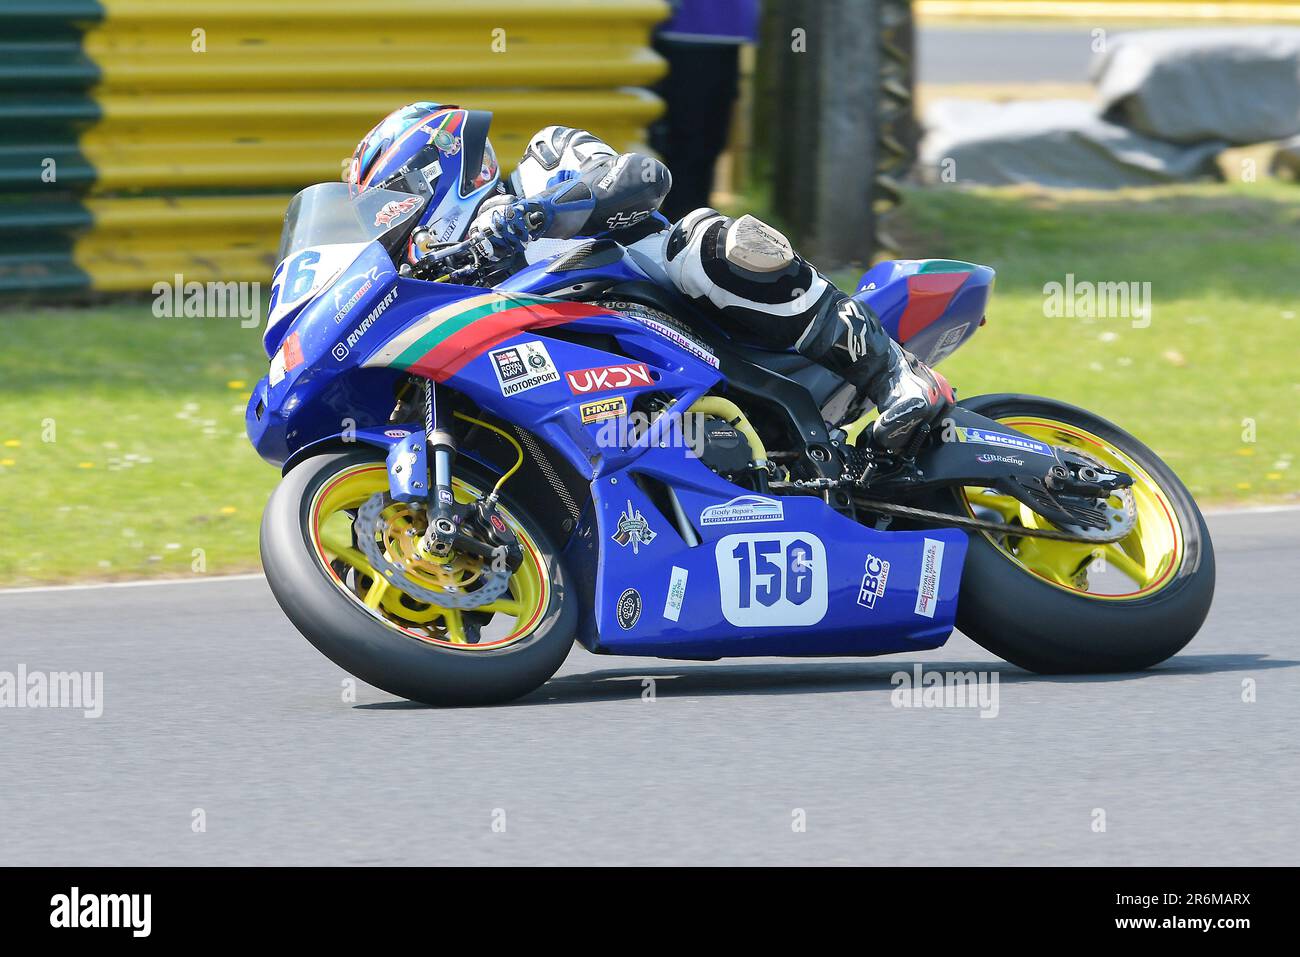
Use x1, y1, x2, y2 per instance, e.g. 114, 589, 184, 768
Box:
649, 39, 740, 220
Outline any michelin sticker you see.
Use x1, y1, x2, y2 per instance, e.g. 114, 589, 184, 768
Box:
699, 495, 784, 526
956, 426, 1054, 458
488, 340, 559, 396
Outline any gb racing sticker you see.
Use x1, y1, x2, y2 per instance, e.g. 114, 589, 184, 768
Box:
488, 340, 559, 396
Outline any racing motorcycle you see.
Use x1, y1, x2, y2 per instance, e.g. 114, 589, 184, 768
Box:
247, 182, 1214, 705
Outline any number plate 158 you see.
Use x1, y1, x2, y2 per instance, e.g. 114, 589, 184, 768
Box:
715, 533, 828, 628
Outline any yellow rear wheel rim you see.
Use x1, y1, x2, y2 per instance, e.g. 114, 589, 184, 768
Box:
307, 463, 549, 648
959, 416, 1184, 602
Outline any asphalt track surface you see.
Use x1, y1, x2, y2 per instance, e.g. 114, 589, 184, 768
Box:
917, 24, 1275, 86
919, 24, 1100, 85
1, 507, 1297, 866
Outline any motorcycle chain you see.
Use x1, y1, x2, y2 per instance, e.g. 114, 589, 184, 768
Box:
356, 492, 513, 610
851, 497, 1132, 544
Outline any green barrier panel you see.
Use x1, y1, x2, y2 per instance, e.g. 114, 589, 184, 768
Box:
0, 0, 669, 297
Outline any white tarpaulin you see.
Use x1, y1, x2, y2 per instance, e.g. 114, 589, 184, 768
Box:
1093, 28, 1300, 145
919, 99, 1225, 189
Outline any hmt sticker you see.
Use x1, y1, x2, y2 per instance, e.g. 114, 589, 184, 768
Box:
579, 396, 627, 424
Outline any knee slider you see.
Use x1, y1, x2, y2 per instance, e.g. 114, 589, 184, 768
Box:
722, 214, 795, 273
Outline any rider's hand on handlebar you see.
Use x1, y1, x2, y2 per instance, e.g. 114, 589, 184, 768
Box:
468, 199, 549, 263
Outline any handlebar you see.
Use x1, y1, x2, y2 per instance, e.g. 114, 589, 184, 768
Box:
406, 207, 547, 283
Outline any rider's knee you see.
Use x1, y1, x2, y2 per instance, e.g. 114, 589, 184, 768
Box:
662, 210, 831, 349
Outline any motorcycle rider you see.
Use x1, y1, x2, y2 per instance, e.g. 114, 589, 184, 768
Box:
348, 105, 951, 454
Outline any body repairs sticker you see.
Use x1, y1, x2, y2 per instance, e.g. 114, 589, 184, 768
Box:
699, 494, 784, 526
488, 340, 559, 396
914, 538, 945, 619
956, 426, 1054, 458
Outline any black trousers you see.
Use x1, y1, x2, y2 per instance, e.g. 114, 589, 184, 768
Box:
648, 39, 741, 222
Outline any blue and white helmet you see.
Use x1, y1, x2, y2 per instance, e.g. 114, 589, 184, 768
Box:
346, 103, 501, 259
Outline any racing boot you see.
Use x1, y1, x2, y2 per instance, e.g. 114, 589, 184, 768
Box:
796, 294, 954, 455
663, 210, 952, 454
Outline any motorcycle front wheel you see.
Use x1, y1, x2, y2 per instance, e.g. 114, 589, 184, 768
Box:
260, 450, 577, 706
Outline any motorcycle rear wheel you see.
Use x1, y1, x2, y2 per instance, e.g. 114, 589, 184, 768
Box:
934, 394, 1215, 673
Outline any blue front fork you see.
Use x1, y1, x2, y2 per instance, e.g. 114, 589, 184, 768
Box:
386, 379, 458, 558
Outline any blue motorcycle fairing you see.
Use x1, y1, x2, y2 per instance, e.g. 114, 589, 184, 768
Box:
854, 259, 995, 368
434, 315, 722, 482
559, 440, 967, 657
249, 226, 994, 661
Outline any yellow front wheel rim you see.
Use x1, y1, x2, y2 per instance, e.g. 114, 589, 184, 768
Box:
307, 463, 549, 648
960, 416, 1184, 602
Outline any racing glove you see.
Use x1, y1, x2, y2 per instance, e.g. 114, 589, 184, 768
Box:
468, 198, 550, 262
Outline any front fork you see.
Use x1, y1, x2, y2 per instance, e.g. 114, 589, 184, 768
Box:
384, 377, 523, 570
421, 380, 459, 558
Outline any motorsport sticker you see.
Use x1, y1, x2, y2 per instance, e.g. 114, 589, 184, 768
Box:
488, 340, 559, 396
579, 396, 627, 425
565, 362, 652, 395
616, 587, 642, 630
383, 429, 411, 439
956, 426, 1054, 458
611, 499, 656, 555
663, 565, 689, 622
914, 538, 945, 619
699, 494, 784, 526
857, 554, 890, 610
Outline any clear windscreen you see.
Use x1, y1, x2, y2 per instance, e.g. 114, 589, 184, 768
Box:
275, 183, 426, 264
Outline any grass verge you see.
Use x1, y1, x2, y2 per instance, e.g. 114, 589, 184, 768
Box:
2, 181, 1297, 584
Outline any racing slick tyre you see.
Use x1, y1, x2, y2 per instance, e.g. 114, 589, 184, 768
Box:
261, 450, 577, 706
937, 394, 1215, 674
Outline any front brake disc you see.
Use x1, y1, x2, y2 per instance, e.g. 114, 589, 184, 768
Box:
356, 491, 512, 610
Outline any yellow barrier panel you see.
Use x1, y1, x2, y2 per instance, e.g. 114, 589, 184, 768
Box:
67, 0, 669, 292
